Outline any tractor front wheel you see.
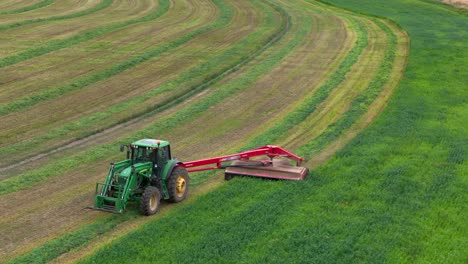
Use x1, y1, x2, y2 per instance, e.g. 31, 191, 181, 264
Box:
167, 166, 189, 203
140, 186, 161, 216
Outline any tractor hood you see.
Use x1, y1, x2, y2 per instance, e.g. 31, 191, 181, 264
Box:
118, 162, 152, 177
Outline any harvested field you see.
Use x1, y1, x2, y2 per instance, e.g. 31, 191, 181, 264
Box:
1, 0, 465, 263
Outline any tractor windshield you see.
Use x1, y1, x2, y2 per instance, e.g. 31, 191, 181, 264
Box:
133, 147, 155, 163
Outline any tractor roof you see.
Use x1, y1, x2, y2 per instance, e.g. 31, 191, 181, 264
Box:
132, 139, 169, 148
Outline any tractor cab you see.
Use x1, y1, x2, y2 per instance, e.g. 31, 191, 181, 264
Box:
121, 139, 171, 167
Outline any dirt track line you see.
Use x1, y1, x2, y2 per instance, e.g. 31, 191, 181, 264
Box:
0, 1, 290, 175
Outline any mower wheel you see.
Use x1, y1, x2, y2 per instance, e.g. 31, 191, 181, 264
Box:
140, 186, 161, 216
167, 166, 189, 203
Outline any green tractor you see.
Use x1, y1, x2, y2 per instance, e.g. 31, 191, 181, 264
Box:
93, 138, 307, 215
93, 139, 189, 215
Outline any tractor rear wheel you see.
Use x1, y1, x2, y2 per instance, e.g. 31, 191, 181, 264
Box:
167, 166, 189, 203
140, 186, 161, 216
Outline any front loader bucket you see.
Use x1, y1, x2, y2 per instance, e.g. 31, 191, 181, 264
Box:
92, 183, 125, 213
224, 159, 308, 181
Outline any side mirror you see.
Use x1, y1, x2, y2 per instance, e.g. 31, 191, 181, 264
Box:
120, 145, 124, 152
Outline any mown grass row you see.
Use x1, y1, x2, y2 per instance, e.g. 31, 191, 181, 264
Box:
0, 0, 169, 68
0, 0, 286, 166
0, 0, 296, 194
0, 0, 233, 116
243, 16, 367, 150
0, 0, 54, 15
294, 19, 397, 159
0, 0, 113, 30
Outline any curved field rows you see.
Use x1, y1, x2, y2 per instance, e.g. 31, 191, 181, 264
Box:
0, 0, 409, 262
0, 0, 278, 166
0, 0, 156, 56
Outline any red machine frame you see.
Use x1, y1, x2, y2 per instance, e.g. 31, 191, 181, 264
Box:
180, 145, 304, 173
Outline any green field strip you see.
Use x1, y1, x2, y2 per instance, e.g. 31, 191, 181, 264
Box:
0, 0, 168, 68
0, 0, 113, 31
0, 0, 234, 116
241, 16, 368, 150
0, 0, 54, 15
81, 179, 295, 263
0, 0, 286, 168
0, 0, 302, 196
294, 19, 397, 159
313, 0, 467, 261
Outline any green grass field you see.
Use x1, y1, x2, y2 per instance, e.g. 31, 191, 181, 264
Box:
0, 0, 466, 263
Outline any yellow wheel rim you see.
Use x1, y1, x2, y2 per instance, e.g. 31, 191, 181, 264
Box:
149, 193, 157, 211
176, 175, 187, 197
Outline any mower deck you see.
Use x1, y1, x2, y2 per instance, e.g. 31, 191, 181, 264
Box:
224, 159, 308, 180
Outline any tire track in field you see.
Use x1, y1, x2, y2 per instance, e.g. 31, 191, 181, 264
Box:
0, 0, 288, 260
